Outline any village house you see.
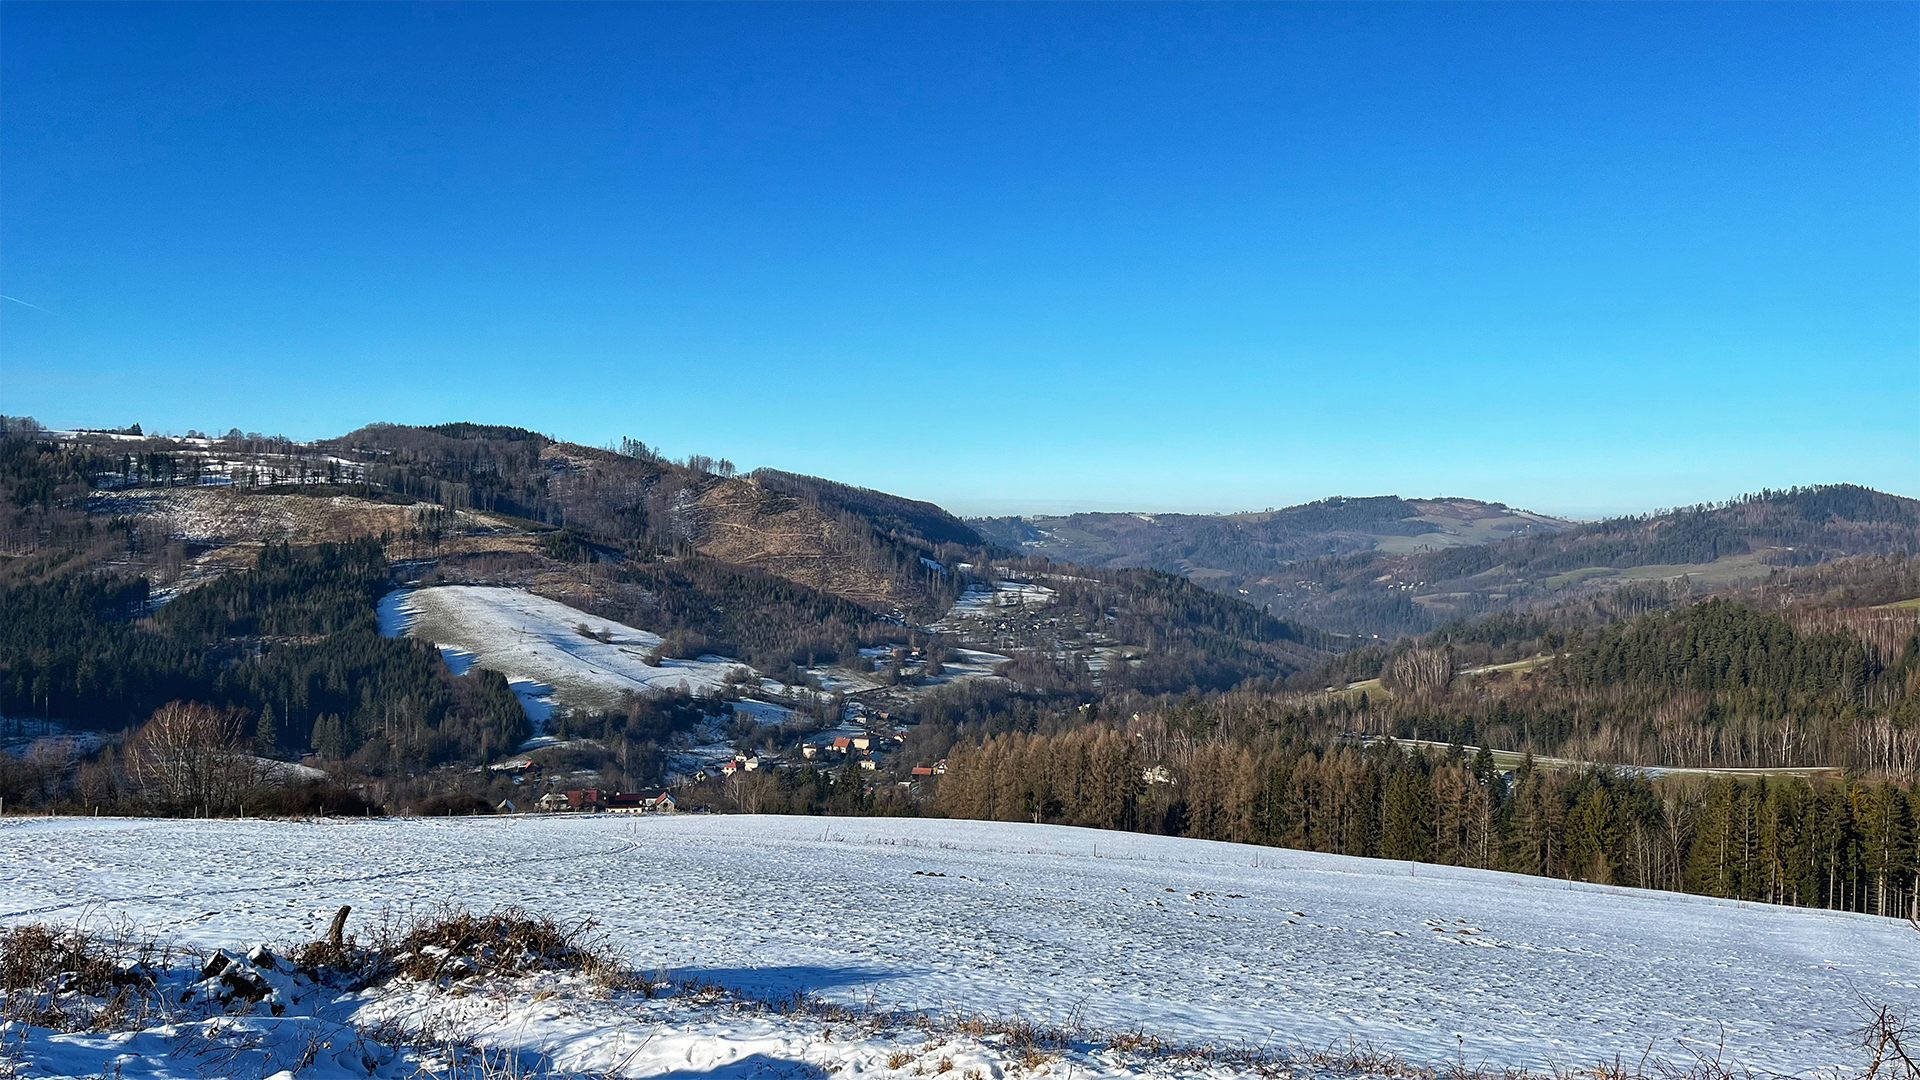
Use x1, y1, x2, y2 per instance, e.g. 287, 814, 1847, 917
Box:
536, 791, 571, 812
606, 791, 677, 814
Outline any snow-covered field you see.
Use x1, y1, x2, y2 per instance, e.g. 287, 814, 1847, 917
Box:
932, 581, 1058, 632
4, 815, 1909, 1076
378, 586, 752, 721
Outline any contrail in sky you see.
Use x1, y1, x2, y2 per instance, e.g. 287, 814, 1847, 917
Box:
0, 294, 56, 314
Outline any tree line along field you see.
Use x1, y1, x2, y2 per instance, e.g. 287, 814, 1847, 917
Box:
925, 717, 1917, 917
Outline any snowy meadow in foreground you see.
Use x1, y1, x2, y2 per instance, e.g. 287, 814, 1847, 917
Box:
2, 814, 1912, 1077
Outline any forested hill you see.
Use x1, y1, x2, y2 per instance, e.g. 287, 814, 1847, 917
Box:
971, 497, 1567, 580
321, 423, 976, 618
1288, 549, 1920, 771
909, 564, 1920, 918
1265, 485, 1920, 637
0, 419, 1337, 760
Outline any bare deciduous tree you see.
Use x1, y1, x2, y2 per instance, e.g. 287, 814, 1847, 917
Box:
1387, 646, 1455, 699
126, 701, 269, 814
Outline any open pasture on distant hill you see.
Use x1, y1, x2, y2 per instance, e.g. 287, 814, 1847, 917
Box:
2, 814, 1907, 1075
377, 584, 755, 721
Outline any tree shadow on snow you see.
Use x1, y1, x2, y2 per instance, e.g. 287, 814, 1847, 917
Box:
641, 1053, 830, 1079
670, 964, 909, 998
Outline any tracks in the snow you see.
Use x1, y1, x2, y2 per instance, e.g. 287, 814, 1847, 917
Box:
0, 831, 644, 922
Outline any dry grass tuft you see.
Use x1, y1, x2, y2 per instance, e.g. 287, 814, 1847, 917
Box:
0, 922, 167, 1032
386, 906, 608, 982
1017, 1047, 1056, 1070
1103, 1030, 1166, 1055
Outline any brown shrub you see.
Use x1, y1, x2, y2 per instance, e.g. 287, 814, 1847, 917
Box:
0, 923, 161, 1031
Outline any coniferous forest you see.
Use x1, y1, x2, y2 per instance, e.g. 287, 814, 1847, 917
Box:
0, 539, 529, 769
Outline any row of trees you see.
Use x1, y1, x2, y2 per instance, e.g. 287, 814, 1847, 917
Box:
930, 723, 1919, 918
2, 700, 378, 817
893, 589, 1920, 918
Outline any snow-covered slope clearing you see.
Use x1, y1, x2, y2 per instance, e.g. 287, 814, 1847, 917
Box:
377, 586, 752, 721
3, 815, 1908, 1075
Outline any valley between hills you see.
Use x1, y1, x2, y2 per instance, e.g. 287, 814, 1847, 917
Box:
3, 416, 1919, 1077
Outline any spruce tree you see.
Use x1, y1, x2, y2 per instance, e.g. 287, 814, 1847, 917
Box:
256, 703, 279, 754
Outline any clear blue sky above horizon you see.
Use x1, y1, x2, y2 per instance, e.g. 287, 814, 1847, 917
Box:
3, 2, 1915, 519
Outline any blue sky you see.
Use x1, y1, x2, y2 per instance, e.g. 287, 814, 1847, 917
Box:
2, 3, 1914, 518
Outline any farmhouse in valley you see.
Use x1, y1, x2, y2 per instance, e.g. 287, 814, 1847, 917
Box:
540, 787, 677, 814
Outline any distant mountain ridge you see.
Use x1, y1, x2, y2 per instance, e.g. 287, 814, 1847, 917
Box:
972, 496, 1567, 576
973, 486, 1920, 638
1272, 484, 1920, 635
9, 414, 1913, 651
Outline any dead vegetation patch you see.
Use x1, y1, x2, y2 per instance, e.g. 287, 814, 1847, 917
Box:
386, 906, 610, 982
288, 904, 616, 989
0, 922, 168, 1031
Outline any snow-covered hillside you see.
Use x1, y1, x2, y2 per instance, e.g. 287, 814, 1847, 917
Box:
377, 586, 752, 721
930, 579, 1058, 633
3, 815, 1908, 1075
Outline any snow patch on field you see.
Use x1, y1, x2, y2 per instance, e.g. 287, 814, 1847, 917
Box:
928, 578, 1058, 635
945, 580, 1056, 618
0, 718, 107, 758
1, 815, 1909, 1075
729, 698, 796, 725
377, 586, 753, 722
947, 647, 1010, 672
802, 665, 883, 694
